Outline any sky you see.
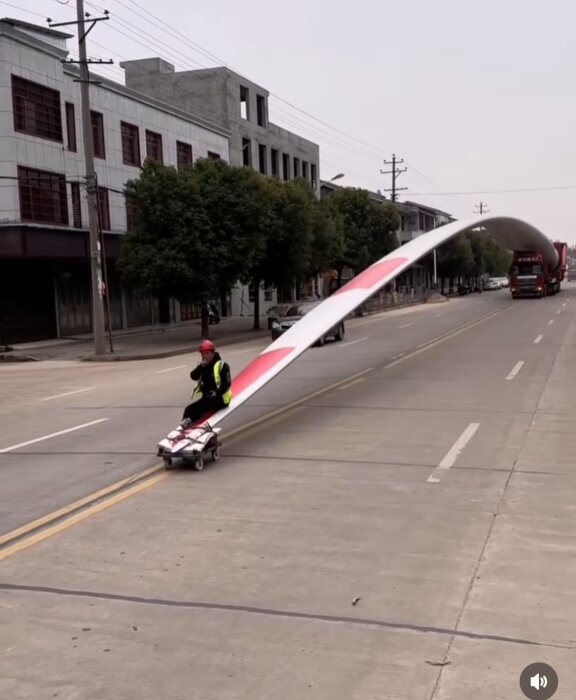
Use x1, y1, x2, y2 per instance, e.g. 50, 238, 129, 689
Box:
13, 0, 576, 243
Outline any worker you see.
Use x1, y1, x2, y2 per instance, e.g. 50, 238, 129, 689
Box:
180, 340, 232, 427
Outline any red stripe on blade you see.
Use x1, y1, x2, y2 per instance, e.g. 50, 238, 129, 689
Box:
334, 257, 408, 294
232, 346, 296, 396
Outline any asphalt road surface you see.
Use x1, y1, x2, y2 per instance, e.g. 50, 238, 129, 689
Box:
2, 286, 576, 699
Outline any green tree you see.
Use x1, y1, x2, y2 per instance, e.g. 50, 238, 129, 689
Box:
190, 159, 272, 317
247, 178, 317, 328
306, 198, 345, 280
437, 234, 474, 292
325, 188, 400, 284
118, 159, 272, 337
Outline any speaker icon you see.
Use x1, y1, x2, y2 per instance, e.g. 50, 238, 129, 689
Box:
520, 662, 558, 699
531, 673, 548, 690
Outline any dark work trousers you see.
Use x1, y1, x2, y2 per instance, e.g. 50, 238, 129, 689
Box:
182, 395, 226, 424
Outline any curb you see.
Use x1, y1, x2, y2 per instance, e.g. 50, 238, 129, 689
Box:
81, 329, 270, 362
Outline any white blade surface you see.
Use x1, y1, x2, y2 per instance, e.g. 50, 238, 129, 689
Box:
199, 214, 554, 428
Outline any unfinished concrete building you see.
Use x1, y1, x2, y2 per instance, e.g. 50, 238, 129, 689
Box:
120, 59, 320, 191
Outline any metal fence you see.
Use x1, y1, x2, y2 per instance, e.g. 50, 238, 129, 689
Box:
350, 286, 432, 317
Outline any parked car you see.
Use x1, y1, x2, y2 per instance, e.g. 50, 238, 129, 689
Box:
483, 278, 501, 290
270, 301, 345, 345
495, 276, 509, 288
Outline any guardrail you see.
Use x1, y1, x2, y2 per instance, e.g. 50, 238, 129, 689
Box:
350, 286, 432, 317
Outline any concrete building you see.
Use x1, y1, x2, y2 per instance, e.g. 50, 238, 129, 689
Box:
0, 17, 228, 343
119, 59, 321, 318
120, 61, 320, 188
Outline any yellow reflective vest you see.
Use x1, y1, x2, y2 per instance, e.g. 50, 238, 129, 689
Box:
192, 360, 232, 405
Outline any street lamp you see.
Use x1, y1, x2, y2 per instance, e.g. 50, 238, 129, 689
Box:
330, 173, 345, 182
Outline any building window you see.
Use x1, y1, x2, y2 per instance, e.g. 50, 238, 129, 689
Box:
293, 157, 300, 178
176, 140, 193, 170
311, 163, 317, 188
207, 151, 221, 160
121, 121, 140, 166
271, 149, 279, 177
12, 75, 63, 142
258, 144, 267, 175
91, 111, 105, 159
302, 161, 309, 180
242, 138, 252, 167
145, 130, 163, 163
97, 187, 110, 231
282, 153, 290, 180
18, 166, 68, 225
264, 287, 273, 302
65, 102, 76, 152
240, 85, 249, 120
70, 182, 82, 228
256, 94, 266, 127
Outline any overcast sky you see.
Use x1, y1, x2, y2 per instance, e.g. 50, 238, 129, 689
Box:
15, 0, 576, 242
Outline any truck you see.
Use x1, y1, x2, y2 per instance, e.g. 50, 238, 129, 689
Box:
509, 241, 568, 298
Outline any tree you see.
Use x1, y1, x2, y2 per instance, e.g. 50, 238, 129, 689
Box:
247, 178, 317, 329
325, 188, 400, 284
118, 159, 272, 337
306, 198, 345, 280
190, 159, 272, 318
118, 160, 218, 338
437, 234, 474, 292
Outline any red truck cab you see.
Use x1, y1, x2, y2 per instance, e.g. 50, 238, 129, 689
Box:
509, 242, 567, 298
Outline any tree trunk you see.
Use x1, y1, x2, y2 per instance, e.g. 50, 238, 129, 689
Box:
201, 302, 209, 338
219, 283, 228, 317
252, 278, 261, 330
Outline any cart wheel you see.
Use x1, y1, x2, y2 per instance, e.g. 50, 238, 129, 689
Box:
193, 457, 204, 471
211, 447, 220, 462
163, 457, 173, 470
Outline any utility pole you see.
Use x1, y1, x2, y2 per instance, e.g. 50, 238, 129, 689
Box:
48, 5, 112, 356
474, 201, 489, 215
381, 154, 408, 202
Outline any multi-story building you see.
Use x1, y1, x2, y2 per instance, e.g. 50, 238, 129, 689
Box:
119, 59, 321, 317
0, 17, 230, 343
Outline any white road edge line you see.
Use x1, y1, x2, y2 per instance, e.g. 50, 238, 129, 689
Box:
398, 323, 413, 328
434, 312, 446, 317
155, 365, 187, 374
534, 334, 543, 344
336, 337, 368, 348
505, 361, 524, 381
427, 423, 480, 483
0, 418, 109, 454
40, 387, 95, 401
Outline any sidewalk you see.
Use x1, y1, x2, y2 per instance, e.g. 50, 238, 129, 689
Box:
1, 315, 271, 362
0, 295, 445, 363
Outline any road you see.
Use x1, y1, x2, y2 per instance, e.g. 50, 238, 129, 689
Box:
0, 292, 508, 533
1, 286, 576, 699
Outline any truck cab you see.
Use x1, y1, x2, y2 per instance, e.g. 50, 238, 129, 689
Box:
509, 251, 559, 298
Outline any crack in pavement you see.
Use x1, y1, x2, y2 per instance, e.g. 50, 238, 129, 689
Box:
1, 582, 573, 651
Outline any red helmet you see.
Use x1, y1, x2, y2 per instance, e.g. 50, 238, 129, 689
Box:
199, 339, 216, 353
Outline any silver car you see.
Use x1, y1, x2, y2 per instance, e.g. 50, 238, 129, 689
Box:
270, 301, 345, 346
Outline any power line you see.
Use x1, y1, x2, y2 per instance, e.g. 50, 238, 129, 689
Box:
410, 185, 576, 196
474, 201, 489, 214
